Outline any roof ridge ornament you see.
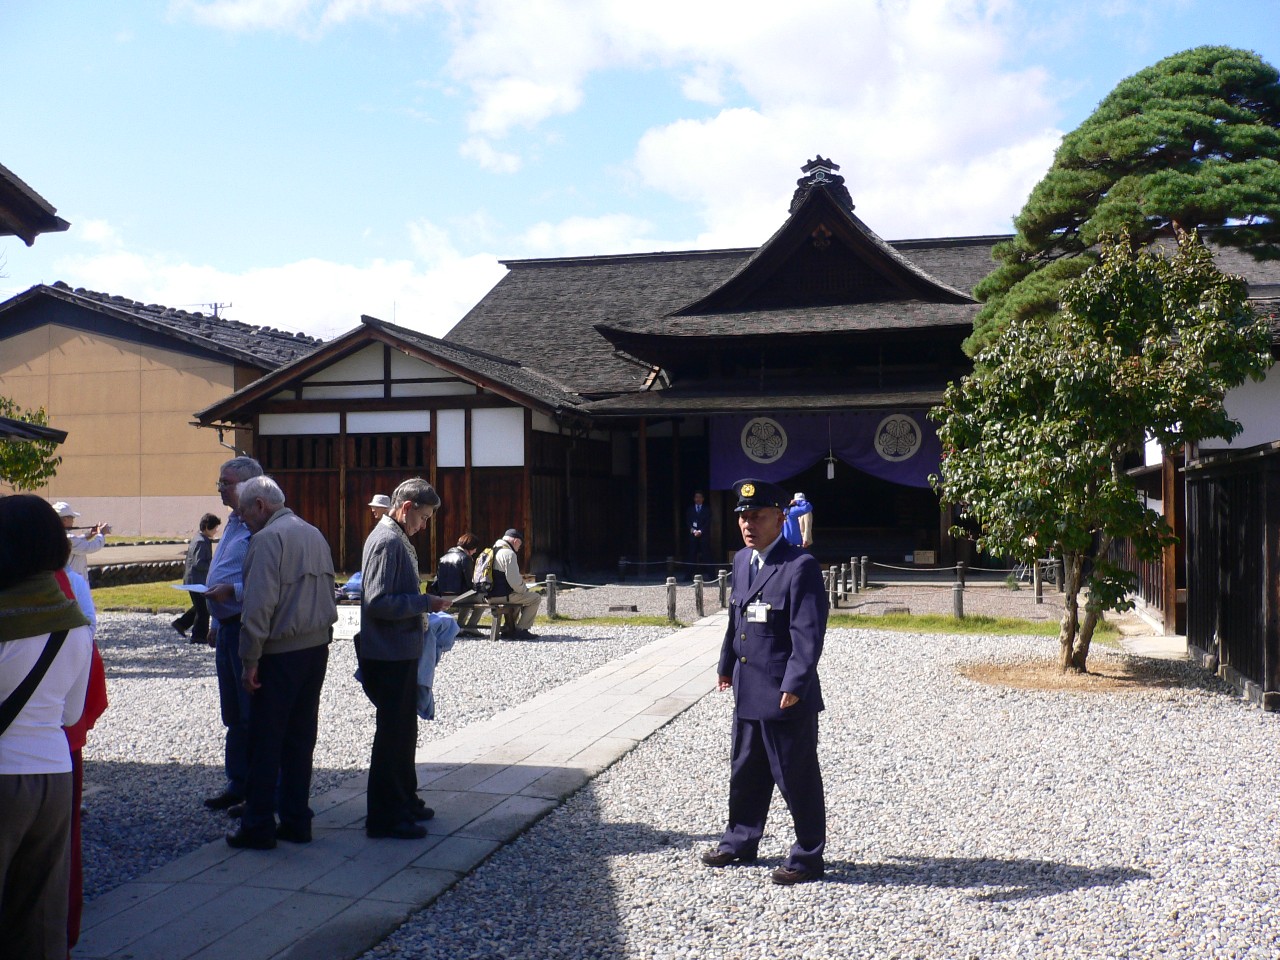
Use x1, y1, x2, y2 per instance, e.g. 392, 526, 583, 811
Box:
790, 156, 854, 214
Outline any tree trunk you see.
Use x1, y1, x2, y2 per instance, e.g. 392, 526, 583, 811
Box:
1058, 552, 1084, 672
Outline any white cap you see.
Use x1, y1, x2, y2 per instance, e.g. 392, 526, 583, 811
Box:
52, 501, 80, 518
793, 492, 805, 501
368, 494, 391, 509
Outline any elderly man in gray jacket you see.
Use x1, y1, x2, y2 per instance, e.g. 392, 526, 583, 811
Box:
226, 476, 337, 850
356, 477, 449, 840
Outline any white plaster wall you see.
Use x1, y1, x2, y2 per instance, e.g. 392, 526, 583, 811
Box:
437, 409, 466, 466
346, 411, 431, 434
259, 412, 341, 435
471, 408, 524, 466
1199, 367, 1280, 450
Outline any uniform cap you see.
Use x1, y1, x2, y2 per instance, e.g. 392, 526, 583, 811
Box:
731, 479, 787, 513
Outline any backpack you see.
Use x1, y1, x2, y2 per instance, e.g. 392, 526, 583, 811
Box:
472, 546, 497, 594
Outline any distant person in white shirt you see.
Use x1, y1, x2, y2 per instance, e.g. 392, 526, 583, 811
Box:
52, 501, 110, 579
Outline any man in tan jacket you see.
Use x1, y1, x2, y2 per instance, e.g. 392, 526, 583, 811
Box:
227, 475, 337, 850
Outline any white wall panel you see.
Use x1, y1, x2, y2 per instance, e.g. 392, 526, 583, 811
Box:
471, 407, 524, 466
437, 409, 466, 466
347, 411, 431, 434
259, 412, 340, 435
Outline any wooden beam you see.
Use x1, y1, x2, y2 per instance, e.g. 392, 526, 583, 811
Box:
638, 419, 648, 564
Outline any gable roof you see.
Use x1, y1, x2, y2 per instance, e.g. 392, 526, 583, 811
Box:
0, 282, 321, 369
0, 162, 69, 245
194, 314, 584, 427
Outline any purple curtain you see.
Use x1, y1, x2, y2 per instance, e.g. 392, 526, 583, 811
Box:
709, 411, 940, 490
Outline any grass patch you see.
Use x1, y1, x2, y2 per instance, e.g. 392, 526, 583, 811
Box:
93, 581, 189, 613
829, 611, 1119, 639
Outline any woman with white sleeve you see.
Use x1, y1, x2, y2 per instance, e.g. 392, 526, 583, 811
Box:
0, 494, 94, 959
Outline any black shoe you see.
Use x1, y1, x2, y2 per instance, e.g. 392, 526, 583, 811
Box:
509, 628, 538, 640
771, 864, 824, 885
700, 847, 756, 867
204, 790, 243, 811
366, 821, 428, 840
226, 802, 246, 818
276, 822, 312, 844
172, 619, 187, 637
226, 826, 276, 850
413, 801, 435, 822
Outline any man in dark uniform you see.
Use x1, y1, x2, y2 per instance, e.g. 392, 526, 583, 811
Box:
701, 478, 829, 884
684, 490, 711, 580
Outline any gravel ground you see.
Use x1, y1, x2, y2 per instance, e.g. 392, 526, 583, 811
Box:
80, 611, 670, 900
358, 629, 1280, 960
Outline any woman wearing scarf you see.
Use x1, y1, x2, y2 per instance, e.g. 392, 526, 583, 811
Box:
0, 495, 94, 959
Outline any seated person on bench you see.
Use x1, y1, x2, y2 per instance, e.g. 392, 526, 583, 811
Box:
488, 529, 540, 640
434, 533, 485, 635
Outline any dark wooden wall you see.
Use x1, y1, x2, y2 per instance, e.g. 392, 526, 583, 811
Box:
1186, 449, 1280, 710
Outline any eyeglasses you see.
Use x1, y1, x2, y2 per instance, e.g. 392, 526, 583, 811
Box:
215, 479, 237, 489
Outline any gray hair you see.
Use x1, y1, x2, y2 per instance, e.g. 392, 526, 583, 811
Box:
221, 456, 264, 482
390, 477, 440, 510
238, 475, 286, 509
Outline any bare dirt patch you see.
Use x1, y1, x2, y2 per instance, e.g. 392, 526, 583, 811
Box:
960, 658, 1190, 693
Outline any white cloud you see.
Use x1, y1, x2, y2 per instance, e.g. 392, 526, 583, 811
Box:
458, 136, 522, 174
47, 220, 503, 341
515, 214, 657, 258
75, 219, 122, 247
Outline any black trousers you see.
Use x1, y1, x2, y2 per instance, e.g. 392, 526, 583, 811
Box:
242, 644, 329, 834
174, 592, 210, 639
357, 656, 419, 831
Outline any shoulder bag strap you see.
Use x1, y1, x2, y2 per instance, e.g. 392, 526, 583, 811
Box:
0, 629, 71, 738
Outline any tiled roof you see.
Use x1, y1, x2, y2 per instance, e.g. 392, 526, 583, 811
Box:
0, 162, 69, 245
580, 386, 946, 416
11, 282, 321, 368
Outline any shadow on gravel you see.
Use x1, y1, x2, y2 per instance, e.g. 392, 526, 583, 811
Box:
823, 855, 1149, 901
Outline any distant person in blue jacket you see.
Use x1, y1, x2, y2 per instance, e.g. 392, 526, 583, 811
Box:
783, 492, 813, 550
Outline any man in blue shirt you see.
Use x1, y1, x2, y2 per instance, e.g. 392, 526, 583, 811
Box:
202, 456, 263, 811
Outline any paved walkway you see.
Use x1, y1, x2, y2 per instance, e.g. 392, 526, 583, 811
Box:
74, 616, 729, 960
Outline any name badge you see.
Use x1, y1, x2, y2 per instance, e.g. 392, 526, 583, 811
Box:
746, 601, 770, 623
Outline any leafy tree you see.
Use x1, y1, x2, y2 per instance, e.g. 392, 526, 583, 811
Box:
0, 397, 61, 490
966, 45, 1280, 356
933, 232, 1271, 672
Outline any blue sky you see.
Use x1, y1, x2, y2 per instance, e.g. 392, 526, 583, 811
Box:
3, 0, 1279, 340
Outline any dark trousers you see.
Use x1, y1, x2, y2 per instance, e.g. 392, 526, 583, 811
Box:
357, 656, 419, 831
687, 535, 708, 578
720, 712, 826, 871
215, 618, 251, 797
243, 645, 329, 834
0, 771, 73, 960
174, 593, 210, 640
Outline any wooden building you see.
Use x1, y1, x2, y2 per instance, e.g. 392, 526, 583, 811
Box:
198, 158, 1006, 574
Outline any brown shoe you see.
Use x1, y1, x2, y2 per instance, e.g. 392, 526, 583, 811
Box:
770, 864, 823, 885
700, 847, 756, 867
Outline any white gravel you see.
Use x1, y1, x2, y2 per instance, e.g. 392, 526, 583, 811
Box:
360, 629, 1280, 960
80, 611, 670, 900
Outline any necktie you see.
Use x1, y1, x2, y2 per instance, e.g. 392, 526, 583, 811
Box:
751, 554, 762, 582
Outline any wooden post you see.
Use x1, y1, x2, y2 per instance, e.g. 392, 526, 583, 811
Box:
666, 577, 677, 622
850, 556, 859, 593
718, 568, 728, 608
953, 582, 964, 619
860, 556, 869, 590
545, 573, 557, 618
694, 575, 705, 619
829, 565, 839, 609
842, 561, 851, 597
638, 420, 649, 564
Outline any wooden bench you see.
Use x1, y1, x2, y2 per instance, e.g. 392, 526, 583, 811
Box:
484, 598, 520, 641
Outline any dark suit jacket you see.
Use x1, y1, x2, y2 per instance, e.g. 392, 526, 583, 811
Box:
718, 540, 828, 722
685, 503, 710, 537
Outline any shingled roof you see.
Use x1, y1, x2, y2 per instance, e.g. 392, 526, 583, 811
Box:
194, 314, 583, 427
0, 282, 321, 369
0, 162, 69, 246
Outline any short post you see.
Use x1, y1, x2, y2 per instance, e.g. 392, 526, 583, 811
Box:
618, 557, 627, 582
956, 561, 966, 587
545, 573, 557, 618
694, 575, 705, 619
1034, 560, 1043, 604
829, 565, 839, 609
850, 556, 859, 593
718, 568, 729, 608
842, 561, 851, 597
666, 556, 676, 580
860, 556, 869, 590
953, 582, 965, 619
666, 577, 677, 622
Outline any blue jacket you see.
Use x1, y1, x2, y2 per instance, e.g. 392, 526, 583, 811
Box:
717, 541, 828, 721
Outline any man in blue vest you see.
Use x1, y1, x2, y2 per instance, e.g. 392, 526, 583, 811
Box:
702, 478, 829, 884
